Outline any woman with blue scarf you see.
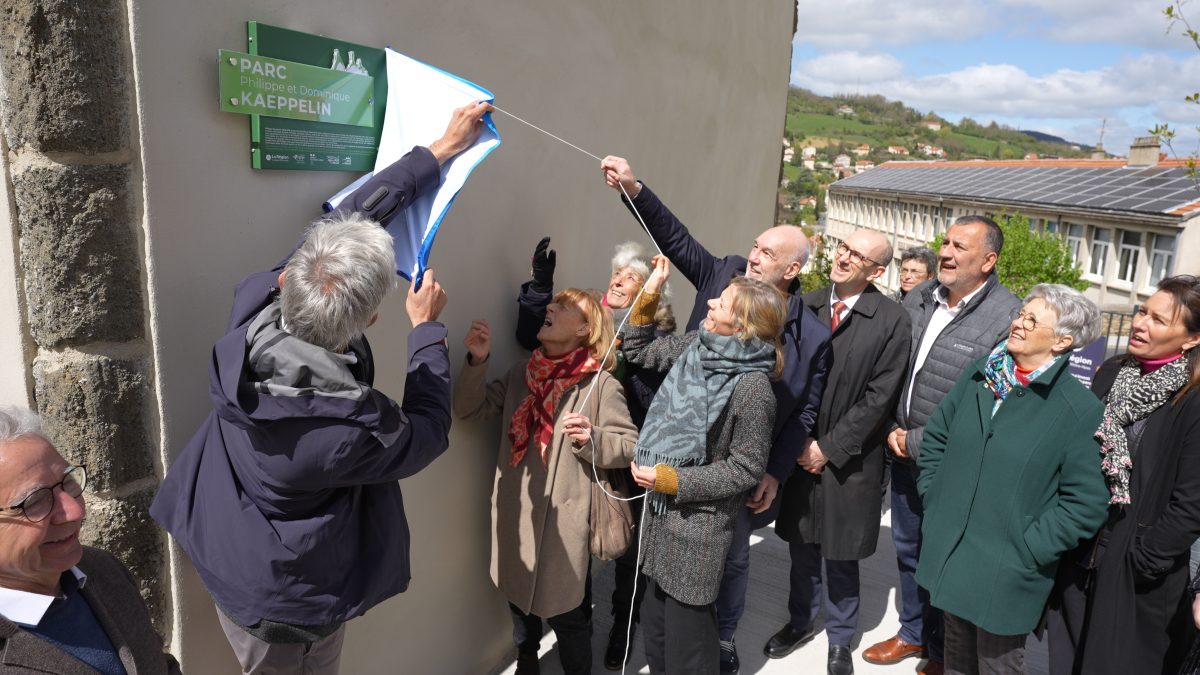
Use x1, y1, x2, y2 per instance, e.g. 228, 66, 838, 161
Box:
913, 283, 1110, 673
620, 258, 785, 675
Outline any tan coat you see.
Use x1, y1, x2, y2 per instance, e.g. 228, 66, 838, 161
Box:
455, 357, 638, 618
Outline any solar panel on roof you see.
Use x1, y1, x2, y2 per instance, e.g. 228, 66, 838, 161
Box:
829, 164, 1200, 215
1138, 199, 1190, 211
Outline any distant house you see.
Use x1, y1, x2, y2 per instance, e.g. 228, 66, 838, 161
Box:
802, 145, 817, 158
783, 147, 795, 162
922, 120, 943, 131
852, 143, 871, 157
836, 104, 855, 116
803, 158, 816, 170
917, 143, 945, 157
815, 160, 832, 170
1025, 153, 1038, 160
797, 196, 817, 208
887, 145, 910, 155
854, 160, 875, 172
833, 154, 852, 168
836, 167, 856, 179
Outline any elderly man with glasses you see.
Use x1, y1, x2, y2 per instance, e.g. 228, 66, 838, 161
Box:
0, 405, 179, 674
770, 229, 912, 675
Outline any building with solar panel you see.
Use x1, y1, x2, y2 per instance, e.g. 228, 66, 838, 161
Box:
823, 137, 1199, 309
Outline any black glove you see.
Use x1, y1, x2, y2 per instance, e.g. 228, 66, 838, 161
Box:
531, 236, 556, 292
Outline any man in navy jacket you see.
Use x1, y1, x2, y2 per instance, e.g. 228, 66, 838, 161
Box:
151, 102, 491, 673
601, 157, 833, 673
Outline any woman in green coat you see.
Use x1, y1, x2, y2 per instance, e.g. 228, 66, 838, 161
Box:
915, 284, 1110, 673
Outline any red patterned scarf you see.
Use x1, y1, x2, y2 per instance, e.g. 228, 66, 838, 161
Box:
508, 347, 598, 467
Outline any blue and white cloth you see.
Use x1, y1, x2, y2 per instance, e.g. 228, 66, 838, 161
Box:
326, 48, 500, 281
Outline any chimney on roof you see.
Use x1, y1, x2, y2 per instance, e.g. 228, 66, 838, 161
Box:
1128, 136, 1161, 167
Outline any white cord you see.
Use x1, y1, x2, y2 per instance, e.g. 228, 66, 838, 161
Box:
491, 104, 604, 162
495, 103, 672, 674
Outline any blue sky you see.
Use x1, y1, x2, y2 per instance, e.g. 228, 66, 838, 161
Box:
791, 0, 1200, 155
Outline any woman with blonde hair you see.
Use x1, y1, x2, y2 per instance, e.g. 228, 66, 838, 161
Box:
455, 288, 638, 675
516, 238, 678, 666
622, 259, 785, 674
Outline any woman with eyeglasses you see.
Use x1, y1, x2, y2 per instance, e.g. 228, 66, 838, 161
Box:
1046, 275, 1200, 675
896, 246, 937, 301
914, 284, 1110, 673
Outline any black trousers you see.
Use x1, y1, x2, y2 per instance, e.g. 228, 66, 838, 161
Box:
642, 579, 719, 675
510, 575, 593, 675
611, 491, 647, 626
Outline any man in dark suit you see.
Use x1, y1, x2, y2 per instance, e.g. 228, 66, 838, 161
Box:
769, 229, 911, 675
0, 405, 180, 674
601, 156, 833, 673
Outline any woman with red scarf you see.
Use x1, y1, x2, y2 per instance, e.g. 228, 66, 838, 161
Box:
454, 288, 638, 675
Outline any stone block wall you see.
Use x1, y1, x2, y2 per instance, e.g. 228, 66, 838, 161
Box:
0, 0, 166, 628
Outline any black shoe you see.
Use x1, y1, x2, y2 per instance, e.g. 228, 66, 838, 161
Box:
719, 639, 740, 674
604, 624, 635, 670
763, 623, 817, 659
828, 645, 854, 675
515, 649, 539, 675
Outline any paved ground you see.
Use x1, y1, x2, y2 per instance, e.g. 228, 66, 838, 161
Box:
492, 506, 1050, 674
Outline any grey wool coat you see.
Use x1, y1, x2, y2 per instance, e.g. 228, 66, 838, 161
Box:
0, 547, 181, 675
621, 324, 777, 605
454, 356, 638, 618
776, 284, 912, 560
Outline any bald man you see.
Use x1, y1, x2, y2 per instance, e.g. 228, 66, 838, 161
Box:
602, 157, 832, 673
766, 229, 911, 674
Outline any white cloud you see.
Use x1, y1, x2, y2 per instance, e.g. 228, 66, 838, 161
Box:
790, 51, 1200, 151
793, 0, 991, 49
997, 0, 1183, 47
791, 51, 906, 86
794, 0, 1191, 50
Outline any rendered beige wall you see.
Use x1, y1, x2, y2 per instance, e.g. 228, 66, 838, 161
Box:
129, 1, 794, 672
0, 151, 30, 407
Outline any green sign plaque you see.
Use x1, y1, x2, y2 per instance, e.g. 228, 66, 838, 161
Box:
229, 22, 387, 171
218, 50, 374, 127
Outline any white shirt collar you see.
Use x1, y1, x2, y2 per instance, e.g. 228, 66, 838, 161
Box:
935, 281, 985, 311
830, 287, 863, 312
0, 567, 87, 627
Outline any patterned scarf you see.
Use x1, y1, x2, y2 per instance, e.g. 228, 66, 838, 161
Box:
507, 347, 599, 467
1096, 352, 1190, 505
635, 328, 776, 514
982, 339, 1059, 415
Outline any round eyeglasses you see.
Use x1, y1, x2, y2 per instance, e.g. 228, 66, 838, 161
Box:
0, 465, 86, 523
1015, 310, 1051, 332
835, 242, 882, 267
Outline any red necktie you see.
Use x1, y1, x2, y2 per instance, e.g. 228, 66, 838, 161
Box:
831, 300, 847, 332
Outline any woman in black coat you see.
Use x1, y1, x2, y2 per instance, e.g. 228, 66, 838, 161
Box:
1046, 275, 1200, 675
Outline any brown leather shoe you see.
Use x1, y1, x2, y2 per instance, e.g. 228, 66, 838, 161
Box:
862, 635, 925, 665
918, 659, 945, 675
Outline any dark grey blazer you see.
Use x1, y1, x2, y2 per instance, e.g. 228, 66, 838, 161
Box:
894, 273, 1020, 461
0, 547, 181, 674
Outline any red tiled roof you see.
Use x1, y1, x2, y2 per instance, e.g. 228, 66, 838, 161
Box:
878, 158, 1197, 169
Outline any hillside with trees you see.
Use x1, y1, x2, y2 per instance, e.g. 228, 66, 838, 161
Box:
777, 88, 1097, 226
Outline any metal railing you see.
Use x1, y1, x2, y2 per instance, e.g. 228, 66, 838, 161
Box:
1099, 307, 1137, 360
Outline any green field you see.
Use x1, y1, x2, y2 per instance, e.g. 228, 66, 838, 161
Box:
786, 111, 877, 138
